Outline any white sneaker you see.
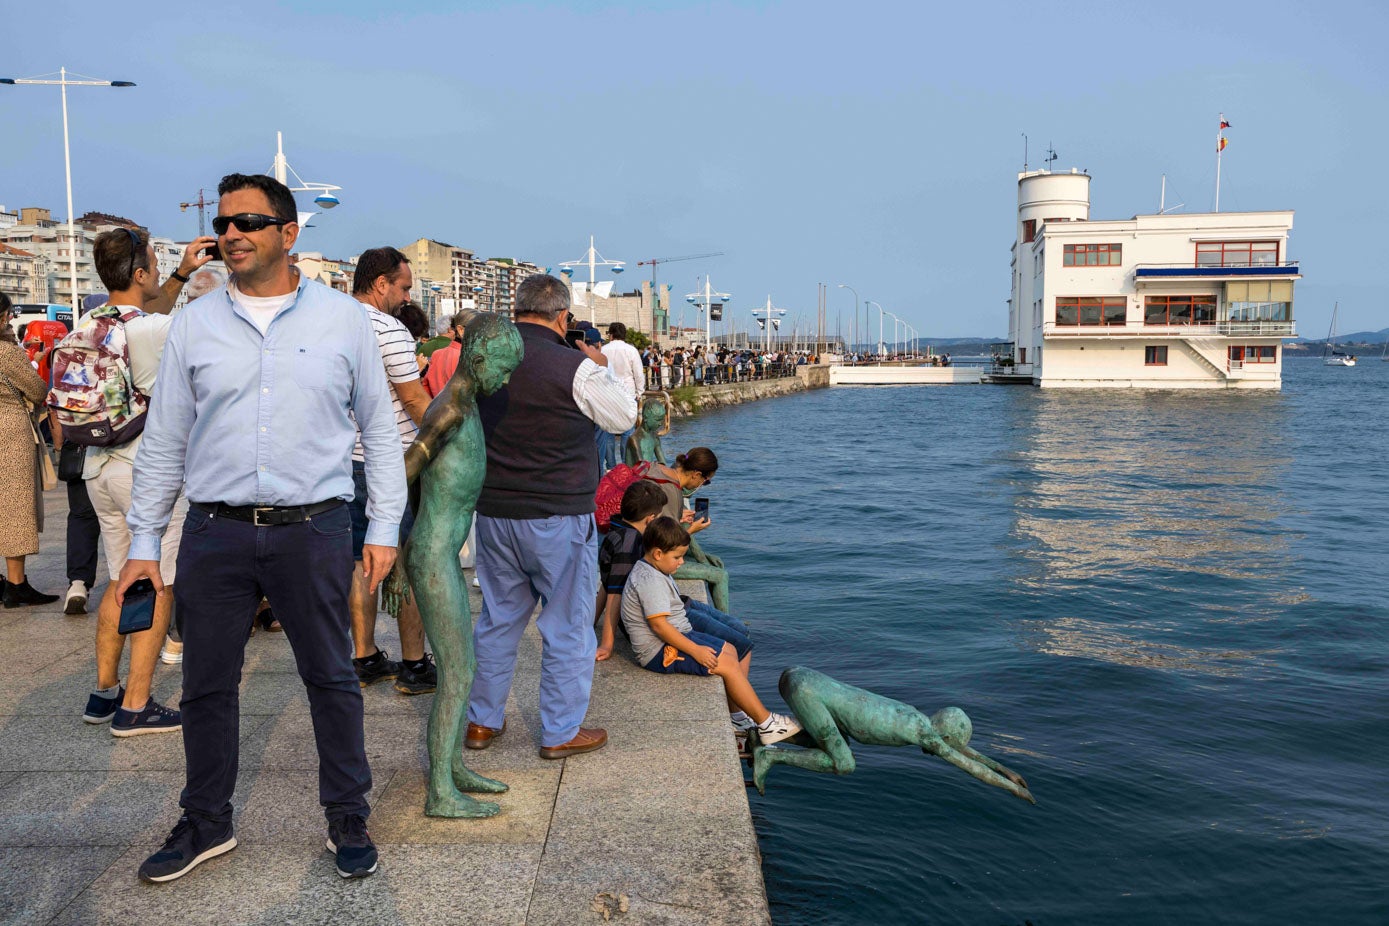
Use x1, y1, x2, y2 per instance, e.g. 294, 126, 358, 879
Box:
472, 576, 481, 588
730, 711, 757, 732
64, 580, 88, 615
757, 712, 801, 745
159, 639, 184, 665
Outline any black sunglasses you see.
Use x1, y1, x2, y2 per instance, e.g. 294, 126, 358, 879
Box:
121, 227, 144, 283
212, 213, 291, 235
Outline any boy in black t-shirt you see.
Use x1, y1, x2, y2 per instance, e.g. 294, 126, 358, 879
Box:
596, 481, 667, 660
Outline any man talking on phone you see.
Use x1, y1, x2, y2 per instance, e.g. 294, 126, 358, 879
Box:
118, 173, 404, 883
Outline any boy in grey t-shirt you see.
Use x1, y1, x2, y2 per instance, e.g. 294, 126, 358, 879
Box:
620, 517, 800, 744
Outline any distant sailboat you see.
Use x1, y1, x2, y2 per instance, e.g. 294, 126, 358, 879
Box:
1323, 304, 1357, 367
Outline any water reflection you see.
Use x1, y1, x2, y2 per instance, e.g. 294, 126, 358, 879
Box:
1005, 390, 1296, 673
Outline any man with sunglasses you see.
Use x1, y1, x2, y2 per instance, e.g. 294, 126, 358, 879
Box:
119, 173, 405, 883
75, 226, 215, 735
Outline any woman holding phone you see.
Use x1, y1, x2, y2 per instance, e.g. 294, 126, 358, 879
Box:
644, 448, 731, 611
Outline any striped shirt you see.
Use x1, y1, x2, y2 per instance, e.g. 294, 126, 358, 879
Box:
352, 306, 420, 461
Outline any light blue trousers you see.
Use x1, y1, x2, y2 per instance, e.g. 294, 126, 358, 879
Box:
469, 514, 598, 747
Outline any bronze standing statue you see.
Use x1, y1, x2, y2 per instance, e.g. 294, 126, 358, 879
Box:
398, 313, 524, 817
623, 393, 669, 466
752, 667, 1036, 804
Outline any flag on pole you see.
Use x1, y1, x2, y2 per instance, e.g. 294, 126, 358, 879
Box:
1220, 118, 1231, 129
1218, 136, 1228, 152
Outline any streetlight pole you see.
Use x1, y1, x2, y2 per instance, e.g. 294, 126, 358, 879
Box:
266, 131, 343, 240
837, 283, 860, 361
752, 295, 785, 355
560, 235, 625, 326
866, 300, 885, 361
686, 276, 731, 350
2, 68, 135, 315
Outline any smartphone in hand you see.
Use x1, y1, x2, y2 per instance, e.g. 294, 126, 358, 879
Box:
118, 579, 157, 635
694, 497, 710, 521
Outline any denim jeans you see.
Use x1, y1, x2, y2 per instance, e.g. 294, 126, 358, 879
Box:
685, 599, 752, 659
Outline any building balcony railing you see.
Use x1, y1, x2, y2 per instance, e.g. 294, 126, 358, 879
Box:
1133, 261, 1301, 280
1043, 320, 1296, 338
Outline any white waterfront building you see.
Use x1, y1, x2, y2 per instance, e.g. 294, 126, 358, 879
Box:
1006, 169, 1298, 389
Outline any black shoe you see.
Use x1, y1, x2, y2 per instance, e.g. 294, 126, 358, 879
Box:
394, 654, 437, 695
138, 814, 237, 883
353, 649, 400, 687
326, 814, 378, 878
2, 577, 60, 608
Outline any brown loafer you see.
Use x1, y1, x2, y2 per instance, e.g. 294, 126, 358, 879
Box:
539, 727, 608, 760
465, 720, 505, 750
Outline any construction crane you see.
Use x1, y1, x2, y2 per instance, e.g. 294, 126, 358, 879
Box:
633, 253, 723, 343
636, 252, 723, 292
178, 189, 217, 237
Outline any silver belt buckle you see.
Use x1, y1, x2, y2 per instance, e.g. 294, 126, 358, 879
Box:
252, 506, 275, 527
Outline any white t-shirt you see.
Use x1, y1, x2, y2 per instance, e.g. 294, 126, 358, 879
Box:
231, 283, 296, 335
79, 306, 174, 478
352, 305, 421, 462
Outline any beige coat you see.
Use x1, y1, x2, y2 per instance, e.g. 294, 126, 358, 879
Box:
0, 341, 48, 558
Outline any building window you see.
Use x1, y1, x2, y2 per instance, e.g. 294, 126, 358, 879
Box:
1229, 346, 1277, 363
1055, 296, 1127, 326
1063, 243, 1122, 266
1144, 295, 1217, 325
1018, 347, 1027, 363
1195, 241, 1279, 267
1145, 346, 1168, 365
1022, 219, 1036, 243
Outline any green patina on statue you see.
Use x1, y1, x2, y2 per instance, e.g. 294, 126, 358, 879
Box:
397, 312, 523, 818
752, 666, 1036, 804
623, 393, 670, 466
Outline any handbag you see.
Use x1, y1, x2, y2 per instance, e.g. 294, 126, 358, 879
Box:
58, 442, 86, 482
2, 368, 59, 491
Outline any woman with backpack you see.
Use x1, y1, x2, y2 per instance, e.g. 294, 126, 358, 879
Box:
0, 293, 61, 608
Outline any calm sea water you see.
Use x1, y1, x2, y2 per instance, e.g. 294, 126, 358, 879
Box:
672, 358, 1389, 925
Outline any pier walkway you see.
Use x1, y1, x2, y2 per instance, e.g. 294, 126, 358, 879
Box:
0, 489, 769, 925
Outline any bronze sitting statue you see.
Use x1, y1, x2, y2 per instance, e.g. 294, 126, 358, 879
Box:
623, 393, 670, 466
752, 666, 1036, 804
397, 312, 524, 818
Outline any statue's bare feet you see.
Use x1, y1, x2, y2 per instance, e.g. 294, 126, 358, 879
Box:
452, 764, 509, 794
752, 746, 774, 795
424, 785, 502, 819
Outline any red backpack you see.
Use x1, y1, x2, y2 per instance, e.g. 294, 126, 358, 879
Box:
594, 462, 652, 533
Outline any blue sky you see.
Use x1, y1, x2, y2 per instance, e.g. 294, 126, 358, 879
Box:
3, 0, 1386, 339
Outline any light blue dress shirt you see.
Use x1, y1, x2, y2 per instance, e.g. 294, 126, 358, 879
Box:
127, 273, 405, 561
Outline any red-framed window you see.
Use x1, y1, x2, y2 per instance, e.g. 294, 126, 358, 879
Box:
1145, 346, 1168, 365
1195, 241, 1279, 267
1022, 219, 1037, 243
1063, 243, 1122, 267
1144, 295, 1217, 325
1055, 296, 1127, 326
1228, 346, 1277, 363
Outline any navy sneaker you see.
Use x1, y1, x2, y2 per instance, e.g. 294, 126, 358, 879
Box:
394, 654, 437, 695
112, 698, 182, 737
82, 686, 125, 724
138, 813, 236, 883
326, 814, 378, 878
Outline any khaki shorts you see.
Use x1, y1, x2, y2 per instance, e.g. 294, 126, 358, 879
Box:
87, 459, 187, 583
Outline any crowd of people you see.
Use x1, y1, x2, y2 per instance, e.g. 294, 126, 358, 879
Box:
0, 171, 802, 887
640, 345, 804, 389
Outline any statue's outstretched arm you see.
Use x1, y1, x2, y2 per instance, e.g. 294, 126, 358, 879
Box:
934, 745, 1036, 804
959, 744, 1029, 791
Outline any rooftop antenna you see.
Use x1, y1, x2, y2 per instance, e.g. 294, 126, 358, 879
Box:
1045, 143, 1059, 171
1158, 174, 1185, 215
1021, 132, 1028, 171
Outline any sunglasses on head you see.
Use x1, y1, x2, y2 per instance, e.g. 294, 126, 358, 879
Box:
212, 213, 291, 235
121, 227, 144, 282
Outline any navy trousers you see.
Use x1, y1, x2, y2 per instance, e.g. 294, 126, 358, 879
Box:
64, 473, 99, 587
174, 502, 369, 825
